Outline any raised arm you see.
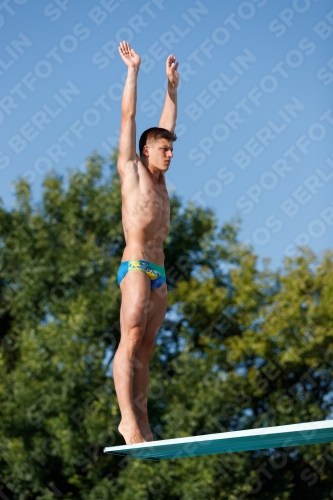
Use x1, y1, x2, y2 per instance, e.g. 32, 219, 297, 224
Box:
118, 42, 141, 171
159, 54, 179, 134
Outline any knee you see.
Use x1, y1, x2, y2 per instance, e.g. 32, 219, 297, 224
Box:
122, 325, 145, 353
124, 307, 146, 331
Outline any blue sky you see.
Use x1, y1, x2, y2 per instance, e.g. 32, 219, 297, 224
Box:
1, 0, 332, 269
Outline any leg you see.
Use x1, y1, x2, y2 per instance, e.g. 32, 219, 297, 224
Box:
133, 283, 168, 440
113, 270, 151, 444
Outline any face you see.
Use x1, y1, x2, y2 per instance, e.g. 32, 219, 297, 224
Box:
144, 138, 173, 171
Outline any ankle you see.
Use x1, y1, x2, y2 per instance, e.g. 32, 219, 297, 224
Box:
119, 412, 137, 425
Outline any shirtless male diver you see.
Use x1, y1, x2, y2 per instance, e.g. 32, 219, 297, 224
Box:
113, 41, 179, 444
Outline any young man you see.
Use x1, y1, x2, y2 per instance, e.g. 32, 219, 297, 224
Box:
113, 41, 179, 444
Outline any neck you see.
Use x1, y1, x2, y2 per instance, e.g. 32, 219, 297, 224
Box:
141, 156, 162, 181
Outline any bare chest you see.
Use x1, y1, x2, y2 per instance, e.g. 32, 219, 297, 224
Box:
139, 181, 169, 216
121, 169, 170, 224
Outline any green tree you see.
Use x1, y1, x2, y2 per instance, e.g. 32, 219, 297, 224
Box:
0, 152, 332, 499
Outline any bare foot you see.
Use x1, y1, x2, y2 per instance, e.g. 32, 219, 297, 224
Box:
118, 419, 149, 444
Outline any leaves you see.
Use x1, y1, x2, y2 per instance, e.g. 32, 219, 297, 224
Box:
1, 152, 333, 499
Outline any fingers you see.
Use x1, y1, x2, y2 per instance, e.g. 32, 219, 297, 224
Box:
167, 54, 177, 67
119, 40, 131, 55
119, 41, 137, 58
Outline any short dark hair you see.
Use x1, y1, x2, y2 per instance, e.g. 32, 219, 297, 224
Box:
139, 127, 177, 156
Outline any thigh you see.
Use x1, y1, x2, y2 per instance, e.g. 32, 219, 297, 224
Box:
120, 270, 151, 333
143, 283, 168, 344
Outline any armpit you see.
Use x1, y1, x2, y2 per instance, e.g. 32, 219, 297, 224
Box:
118, 156, 139, 176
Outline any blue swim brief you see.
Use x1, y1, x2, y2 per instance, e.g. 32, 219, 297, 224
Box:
117, 260, 166, 289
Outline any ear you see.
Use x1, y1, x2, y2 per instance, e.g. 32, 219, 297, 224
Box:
143, 145, 149, 157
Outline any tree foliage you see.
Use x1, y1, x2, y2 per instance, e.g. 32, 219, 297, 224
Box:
0, 153, 333, 499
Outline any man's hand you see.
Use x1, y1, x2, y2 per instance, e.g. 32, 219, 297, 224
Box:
118, 41, 141, 68
166, 54, 179, 88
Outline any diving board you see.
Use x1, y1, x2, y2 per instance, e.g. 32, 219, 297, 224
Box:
104, 420, 333, 461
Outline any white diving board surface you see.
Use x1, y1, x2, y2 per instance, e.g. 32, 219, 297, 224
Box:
104, 420, 333, 461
